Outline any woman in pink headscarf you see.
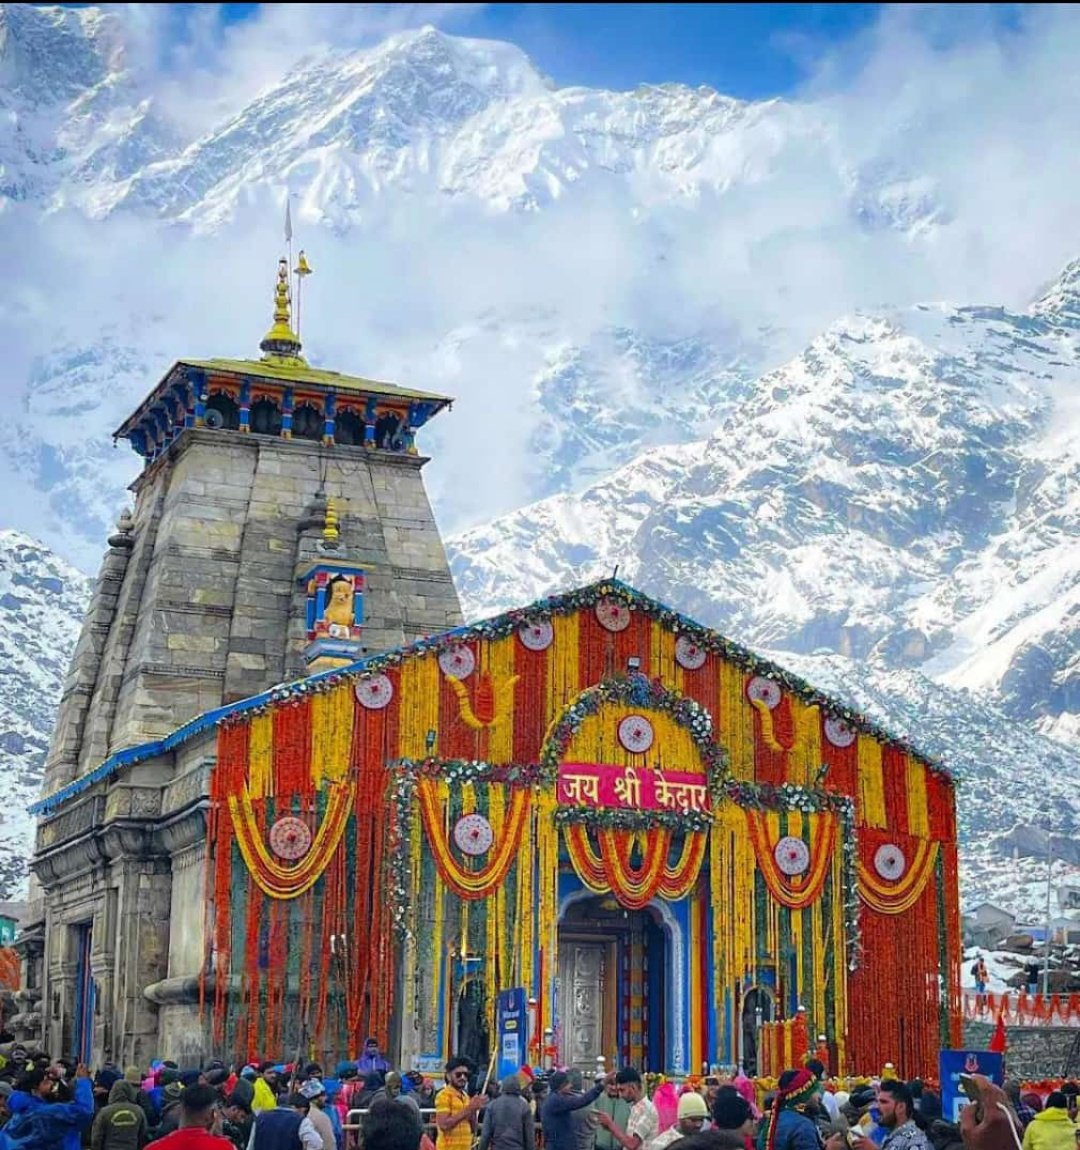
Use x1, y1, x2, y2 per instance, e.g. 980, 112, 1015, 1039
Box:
733, 1070, 761, 1119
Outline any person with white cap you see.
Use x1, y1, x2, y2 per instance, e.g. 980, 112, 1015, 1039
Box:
297, 1083, 335, 1150
651, 1094, 710, 1150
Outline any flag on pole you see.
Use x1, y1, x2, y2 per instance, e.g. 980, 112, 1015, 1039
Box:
285, 198, 293, 243
988, 1012, 1007, 1054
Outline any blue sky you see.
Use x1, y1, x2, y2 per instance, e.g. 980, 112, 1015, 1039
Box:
215, 3, 885, 99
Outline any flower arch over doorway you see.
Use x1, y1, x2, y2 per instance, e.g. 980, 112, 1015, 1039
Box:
544, 676, 724, 910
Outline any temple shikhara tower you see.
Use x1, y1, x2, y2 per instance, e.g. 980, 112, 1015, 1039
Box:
21, 249, 962, 1079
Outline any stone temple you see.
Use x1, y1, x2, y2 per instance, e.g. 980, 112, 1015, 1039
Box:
18, 254, 963, 1079
18, 256, 462, 1061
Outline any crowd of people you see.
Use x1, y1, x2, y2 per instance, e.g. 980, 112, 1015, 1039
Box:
0, 1042, 1049, 1150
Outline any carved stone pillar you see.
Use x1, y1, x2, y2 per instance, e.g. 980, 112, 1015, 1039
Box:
102, 803, 172, 1067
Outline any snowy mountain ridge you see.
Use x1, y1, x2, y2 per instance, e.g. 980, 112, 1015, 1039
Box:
1, 6, 1080, 910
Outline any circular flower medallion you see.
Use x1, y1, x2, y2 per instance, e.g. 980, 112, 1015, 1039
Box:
438, 645, 476, 679
618, 714, 654, 754
454, 813, 494, 857
824, 715, 857, 748
675, 635, 707, 671
269, 816, 312, 861
518, 620, 554, 652
774, 835, 810, 877
595, 598, 631, 633
355, 674, 394, 710
874, 843, 907, 882
747, 676, 782, 710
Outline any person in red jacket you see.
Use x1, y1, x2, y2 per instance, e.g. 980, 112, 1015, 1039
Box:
150, 1086, 235, 1150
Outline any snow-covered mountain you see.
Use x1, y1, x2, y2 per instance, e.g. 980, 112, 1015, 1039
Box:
0, 531, 90, 896
3, 6, 1080, 910
451, 274, 1080, 743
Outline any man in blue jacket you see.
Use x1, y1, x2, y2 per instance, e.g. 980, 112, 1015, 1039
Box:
542, 1072, 616, 1150
2, 1063, 94, 1150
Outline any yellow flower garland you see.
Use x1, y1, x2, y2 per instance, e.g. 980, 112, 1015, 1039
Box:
906, 757, 930, 838
750, 696, 785, 752
228, 782, 354, 899
857, 736, 888, 828
310, 683, 354, 787
857, 840, 939, 914
417, 780, 530, 899
718, 661, 754, 779
248, 712, 274, 799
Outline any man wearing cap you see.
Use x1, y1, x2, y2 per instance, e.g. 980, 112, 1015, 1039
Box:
436, 1058, 484, 1150
652, 1094, 710, 1150
757, 1070, 822, 1150
297, 1083, 335, 1150
543, 1071, 616, 1150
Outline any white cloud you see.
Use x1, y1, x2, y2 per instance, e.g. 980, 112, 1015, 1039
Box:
6, 3, 1080, 571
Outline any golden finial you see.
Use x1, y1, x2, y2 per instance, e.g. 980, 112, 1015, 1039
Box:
259, 257, 306, 365
296, 251, 312, 277
323, 497, 339, 542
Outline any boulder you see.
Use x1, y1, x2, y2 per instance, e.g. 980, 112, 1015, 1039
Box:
1005, 934, 1035, 951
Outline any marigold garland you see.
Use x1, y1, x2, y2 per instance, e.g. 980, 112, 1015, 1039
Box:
857, 837, 940, 914
227, 782, 354, 899
745, 809, 838, 910
448, 672, 519, 730
416, 777, 530, 899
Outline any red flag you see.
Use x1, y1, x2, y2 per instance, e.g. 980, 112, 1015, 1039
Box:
989, 1012, 1008, 1054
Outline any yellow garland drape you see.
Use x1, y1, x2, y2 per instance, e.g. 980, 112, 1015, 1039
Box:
857, 736, 888, 828
248, 712, 274, 799
750, 696, 784, 752
310, 684, 354, 787
745, 809, 837, 909
718, 663, 754, 780
789, 701, 822, 787
417, 780, 531, 899
228, 782, 354, 899
906, 758, 930, 838
857, 839, 940, 914
485, 787, 504, 1033
447, 674, 519, 731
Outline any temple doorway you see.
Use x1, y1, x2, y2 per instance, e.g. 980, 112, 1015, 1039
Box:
558, 896, 668, 1072
72, 922, 94, 1063
456, 976, 490, 1073
740, 986, 774, 1074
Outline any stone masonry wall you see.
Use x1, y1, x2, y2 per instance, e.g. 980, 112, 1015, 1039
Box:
963, 1020, 1080, 1078
47, 428, 461, 774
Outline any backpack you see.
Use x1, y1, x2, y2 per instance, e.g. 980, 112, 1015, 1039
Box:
970, 961, 980, 977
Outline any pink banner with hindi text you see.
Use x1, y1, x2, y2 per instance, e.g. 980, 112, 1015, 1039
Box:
556, 762, 709, 813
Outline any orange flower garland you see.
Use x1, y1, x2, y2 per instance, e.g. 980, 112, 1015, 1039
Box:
563, 823, 707, 908
745, 809, 837, 909
416, 778, 531, 899
857, 835, 939, 914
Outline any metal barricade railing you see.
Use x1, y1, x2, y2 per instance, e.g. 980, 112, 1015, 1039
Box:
344, 1108, 438, 1144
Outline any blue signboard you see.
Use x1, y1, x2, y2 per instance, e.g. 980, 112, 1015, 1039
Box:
496, 988, 528, 1079
940, 1050, 1005, 1123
